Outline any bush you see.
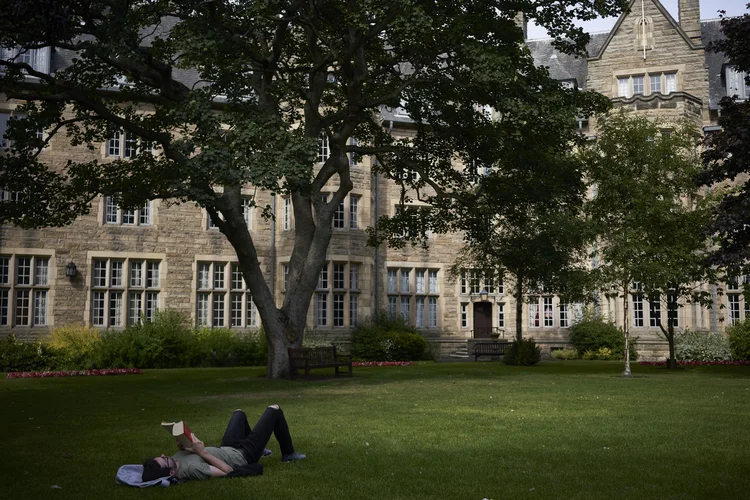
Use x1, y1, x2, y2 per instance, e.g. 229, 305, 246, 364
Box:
725, 322, 750, 361
49, 324, 101, 369
674, 329, 732, 361
503, 339, 541, 366
351, 314, 425, 361
582, 347, 615, 360
569, 317, 637, 361
0, 335, 59, 372
551, 348, 578, 360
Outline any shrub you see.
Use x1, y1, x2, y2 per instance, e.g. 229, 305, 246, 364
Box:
582, 347, 615, 360
0, 335, 58, 372
351, 314, 424, 361
503, 339, 541, 366
725, 322, 750, 360
569, 317, 637, 360
49, 324, 101, 369
674, 329, 732, 361
551, 348, 578, 360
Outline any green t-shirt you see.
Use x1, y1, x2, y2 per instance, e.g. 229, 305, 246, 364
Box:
173, 446, 247, 481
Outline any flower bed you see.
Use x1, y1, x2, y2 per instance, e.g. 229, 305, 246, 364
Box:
352, 361, 414, 367
6, 368, 143, 379
639, 360, 750, 366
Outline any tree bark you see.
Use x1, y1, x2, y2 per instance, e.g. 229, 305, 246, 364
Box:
622, 282, 631, 376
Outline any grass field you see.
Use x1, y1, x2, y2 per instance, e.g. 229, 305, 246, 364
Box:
3, 361, 750, 500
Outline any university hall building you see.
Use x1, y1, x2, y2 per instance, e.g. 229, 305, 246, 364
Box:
1, 0, 747, 359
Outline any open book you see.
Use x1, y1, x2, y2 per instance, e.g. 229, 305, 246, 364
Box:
161, 421, 195, 448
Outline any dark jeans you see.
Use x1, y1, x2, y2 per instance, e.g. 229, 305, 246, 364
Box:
220, 407, 295, 463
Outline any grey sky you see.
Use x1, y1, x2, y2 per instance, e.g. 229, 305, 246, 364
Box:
526, 0, 748, 39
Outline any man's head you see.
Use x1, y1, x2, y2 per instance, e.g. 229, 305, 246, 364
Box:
142, 454, 176, 482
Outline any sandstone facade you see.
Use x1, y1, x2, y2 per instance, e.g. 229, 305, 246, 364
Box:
0, 0, 744, 359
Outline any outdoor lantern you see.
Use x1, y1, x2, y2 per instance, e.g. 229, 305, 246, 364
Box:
65, 262, 77, 279
479, 289, 489, 302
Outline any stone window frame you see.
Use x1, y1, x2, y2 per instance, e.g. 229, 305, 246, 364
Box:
194, 257, 260, 329
386, 263, 442, 329
313, 260, 362, 328
614, 66, 683, 98
102, 196, 153, 226
0, 249, 55, 328
86, 251, 165, 328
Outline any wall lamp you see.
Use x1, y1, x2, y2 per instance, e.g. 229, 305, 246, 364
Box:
65, 262, 77, 279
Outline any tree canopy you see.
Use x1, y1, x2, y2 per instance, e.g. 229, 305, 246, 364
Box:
0, 0, 626, 377
581, 112, 714, 373
701, 3, 750, 267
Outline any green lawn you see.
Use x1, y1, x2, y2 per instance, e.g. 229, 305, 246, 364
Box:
3, 361, 750, 500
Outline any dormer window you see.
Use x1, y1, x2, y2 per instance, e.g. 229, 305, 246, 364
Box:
0, 47, 51, 75
726, 65, 749, 99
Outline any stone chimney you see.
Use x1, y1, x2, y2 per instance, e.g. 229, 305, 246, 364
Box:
678, 0, 702, 44
514, 12, 528, 40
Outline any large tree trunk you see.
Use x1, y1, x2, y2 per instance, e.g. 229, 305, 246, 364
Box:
622, 283, 631, 377
515, 277, 524, 342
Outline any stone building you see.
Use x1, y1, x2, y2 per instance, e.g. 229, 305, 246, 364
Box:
0, 0, 746, 359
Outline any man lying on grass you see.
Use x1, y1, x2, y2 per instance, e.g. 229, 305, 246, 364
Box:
142, 405, 306, 481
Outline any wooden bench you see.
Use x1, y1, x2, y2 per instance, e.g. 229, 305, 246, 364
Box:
288, 346, 353, 379
473, 341, 509, 361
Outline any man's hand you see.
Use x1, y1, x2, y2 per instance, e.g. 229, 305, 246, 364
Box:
184, 439, 206, 455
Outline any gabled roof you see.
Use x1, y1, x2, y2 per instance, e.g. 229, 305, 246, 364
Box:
589, 0, 702, 61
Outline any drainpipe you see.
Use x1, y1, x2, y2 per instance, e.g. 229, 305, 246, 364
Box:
270, 194, 276, 299
374, 120, 392, 320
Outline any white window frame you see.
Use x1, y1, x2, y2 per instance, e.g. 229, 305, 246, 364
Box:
283, 197, 291, 231
632, 294, 644, 328
104, 197, 152, 226
349, 195, 360, 229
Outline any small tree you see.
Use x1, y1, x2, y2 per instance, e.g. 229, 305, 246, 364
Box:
581, 112, 715, 373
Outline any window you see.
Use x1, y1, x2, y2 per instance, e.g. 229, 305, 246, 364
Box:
316, 293, 327, 326
91, 257, 160, 327
333, 294, 345, 327
415, 297, 425, 327
559, 303, 570, 328
665, 73, 677, 93
0, 188, 21, 202
333, 201, 345, 228
543, 297, 554, 327
666, 292, 679, 328
283, 197, 291, 231
632, 76, 644, 95
318, 134, 330, 163
388, 267, 439, 328
728, 293, 741, 325
349, 196, 360, 229
461, 303, 468, 328
333, 263, 345, 289
1, 46, 51, 74
0, 255, 50, 326
242, 196, 253, 230
104, 197, 152, 226
618, 77, 630, 98
350, 294, 359, 326
0, 111, 45, 150
349, 264, 359, 291
207, 211, 224, 229
632, 294, 644, 328
105, 129, 152, 158
529, 300, 540, 328
282, 264, 289, 291
348, 137, 360, 166
315, 262, 359, 327
650, 74, 661, 94
461, 269, 499, 295
497, 303, 504, 328
195, 261, 257, 328
726, 66, 750, 99
649, 297, 662, 327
